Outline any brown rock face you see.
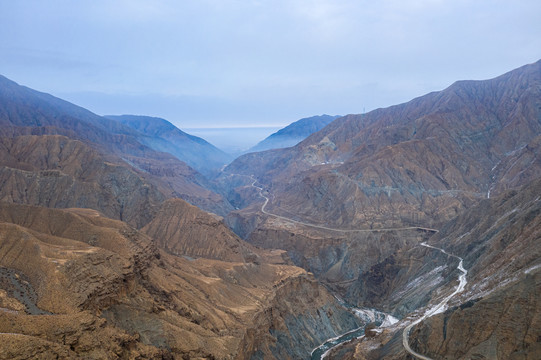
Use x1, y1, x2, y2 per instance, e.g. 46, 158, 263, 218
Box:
237, 274, 363, 360
223, 60, 541, 230
245, 217, 430, 303
0, 135, 165, 228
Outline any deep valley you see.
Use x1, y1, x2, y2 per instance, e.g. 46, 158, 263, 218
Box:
0, 60, 540, 360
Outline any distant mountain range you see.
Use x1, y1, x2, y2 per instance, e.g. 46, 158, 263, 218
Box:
247, 114, 340, 153
106, 115, 232, 177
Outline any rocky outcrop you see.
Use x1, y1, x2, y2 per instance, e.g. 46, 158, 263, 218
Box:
238, 274, 363, 359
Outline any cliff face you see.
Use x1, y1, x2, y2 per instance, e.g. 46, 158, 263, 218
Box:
245, 217, 430, 302
238, 275, 363, 360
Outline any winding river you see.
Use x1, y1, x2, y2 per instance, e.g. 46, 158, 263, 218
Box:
310, 308, 388, 360
401, 243, 468, 360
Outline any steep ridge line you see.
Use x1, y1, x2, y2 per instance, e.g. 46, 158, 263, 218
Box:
250, 176, 439, 234
401, 242, 468, 360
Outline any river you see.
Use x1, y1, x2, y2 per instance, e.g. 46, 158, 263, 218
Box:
311, 308, 398, 360
246, 174, 466, 360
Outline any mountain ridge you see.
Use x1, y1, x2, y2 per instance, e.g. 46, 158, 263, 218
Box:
223, 59, 541, 230
0, 74, 234, 219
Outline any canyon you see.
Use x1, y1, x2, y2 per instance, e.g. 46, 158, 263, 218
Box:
0, 60, 540, 359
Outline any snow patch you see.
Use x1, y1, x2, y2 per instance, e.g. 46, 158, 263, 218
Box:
393, 265, 445, 300
525, 263, 541, 274
381, 314, 399, 327
354, 308, 376, 322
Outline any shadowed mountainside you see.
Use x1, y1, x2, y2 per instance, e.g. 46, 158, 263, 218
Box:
0, 75, 233, 219
106, 115, 232, 177
328, 177, 541, 359
247, 114, 340, 153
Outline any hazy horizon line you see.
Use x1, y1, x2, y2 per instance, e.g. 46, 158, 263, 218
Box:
182, 125, 286, 130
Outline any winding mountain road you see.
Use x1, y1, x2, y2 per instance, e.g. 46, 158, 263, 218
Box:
251, 177, 438, 234
249, 175, 467, 359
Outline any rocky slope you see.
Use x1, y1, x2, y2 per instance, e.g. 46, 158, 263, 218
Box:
237, 274, 363, 360
223, 60, 541, 229
106, 115, 232, 177
247, 114, 340, 153
0, 134, 165, 228
0, 201, 362, 359
217, 61, 541, 359
326, 177, 541, 359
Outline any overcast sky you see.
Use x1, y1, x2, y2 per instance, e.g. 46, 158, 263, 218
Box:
1, 0, 540, 128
